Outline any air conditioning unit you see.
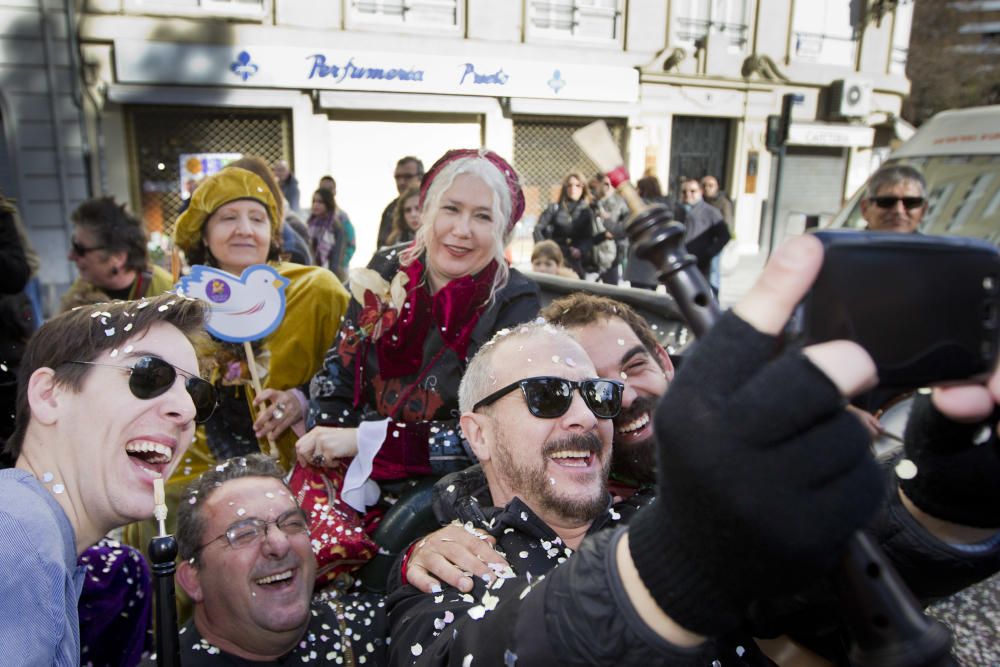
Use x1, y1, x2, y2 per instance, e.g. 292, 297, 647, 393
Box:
829, 78, 873, 119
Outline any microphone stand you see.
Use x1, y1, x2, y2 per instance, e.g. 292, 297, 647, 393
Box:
149, 480, 181, 667
628, 204, 957, 667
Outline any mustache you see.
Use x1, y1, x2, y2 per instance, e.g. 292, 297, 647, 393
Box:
542, 431, 603, 457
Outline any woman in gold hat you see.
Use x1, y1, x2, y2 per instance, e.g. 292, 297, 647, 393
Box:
126, 165, 349, 550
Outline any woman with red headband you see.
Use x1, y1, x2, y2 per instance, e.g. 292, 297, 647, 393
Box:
298, 149, 540, 521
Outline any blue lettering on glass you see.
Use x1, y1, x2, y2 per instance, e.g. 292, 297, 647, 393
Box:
548, 70, 566, 94
459, 63, 510, 86
230, 51, 259, 82
307, 55, 424, 84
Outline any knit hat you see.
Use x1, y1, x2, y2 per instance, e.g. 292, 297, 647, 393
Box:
173, 167, 281, 253
419, 149, 525, 234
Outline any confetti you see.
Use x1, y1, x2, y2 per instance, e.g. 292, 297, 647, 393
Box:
895, 459, 918, 480
53, 484, 65, 494
463, 656, 474, 667
617, 338, 625, 346
236, 508, 247, 516
551, 355, 560, 363
42, 472, 54, 483
410, 643, 423, 656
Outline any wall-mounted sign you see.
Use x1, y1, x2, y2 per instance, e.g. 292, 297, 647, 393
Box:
787, 123, 875, 148
115, 40, 639, 103
179, 152, 242, 200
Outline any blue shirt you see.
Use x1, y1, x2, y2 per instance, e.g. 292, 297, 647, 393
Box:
0, 469, 86, 666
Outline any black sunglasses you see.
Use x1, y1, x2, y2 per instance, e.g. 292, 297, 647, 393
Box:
69, 356, 217, 423
473, 376, 624, 419
869, 196, 925, 210
70, 239, 107, 256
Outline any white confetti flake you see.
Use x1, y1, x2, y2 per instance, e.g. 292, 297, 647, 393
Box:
736, 645, 746, 657
895, 459, 918, 480
158, 305, 169, 312
236, 508, 247, 516
105, 328, 115, 336
463, 656, 474, 667
551, 355, 560, 363
617, 338, 625, 345
42, 472, 54, 483
124, 323, 133, 332
564, 357, 576, 367
467, 605, 486, 620
410, 643, 423, 656
53, 484, 65, 494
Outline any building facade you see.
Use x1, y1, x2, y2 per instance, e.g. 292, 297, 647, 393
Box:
1, 0, 914, 305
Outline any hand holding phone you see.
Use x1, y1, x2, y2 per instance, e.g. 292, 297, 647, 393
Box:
799, 231, 1000, 390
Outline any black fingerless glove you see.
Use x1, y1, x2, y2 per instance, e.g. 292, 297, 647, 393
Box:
628, 312, 885, 636
899, 393, 1000, 529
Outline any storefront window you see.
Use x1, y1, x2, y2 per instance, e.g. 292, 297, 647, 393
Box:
527, 0, 622, 44
792, 0, 859, 67
347, 0, 461, 29
672, 0, 750, 53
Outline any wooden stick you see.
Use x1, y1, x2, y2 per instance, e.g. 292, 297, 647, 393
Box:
243, 340, 278, 457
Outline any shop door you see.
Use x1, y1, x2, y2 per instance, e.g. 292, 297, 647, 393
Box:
769, 146, 846, 249
328, 113, 482, 267
669, 116, 731, 199
512, 118, 627, 264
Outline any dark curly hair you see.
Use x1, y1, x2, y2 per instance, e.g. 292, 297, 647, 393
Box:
71, 197, 149, 273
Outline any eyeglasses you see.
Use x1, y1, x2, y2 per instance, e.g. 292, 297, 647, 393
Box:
869, 196, 925, 210
194, 508, 310, 555
473, 376, 624, 419
68, 356, 217, 423
70, 239, 106, 256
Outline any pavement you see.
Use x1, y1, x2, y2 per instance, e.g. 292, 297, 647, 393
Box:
719, 249, 768, 309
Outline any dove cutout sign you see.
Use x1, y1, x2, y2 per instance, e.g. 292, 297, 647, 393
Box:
176, 264, 288, 342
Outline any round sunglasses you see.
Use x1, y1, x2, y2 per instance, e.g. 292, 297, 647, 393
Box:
68, 356, 217, 423
473, 376, 624, 419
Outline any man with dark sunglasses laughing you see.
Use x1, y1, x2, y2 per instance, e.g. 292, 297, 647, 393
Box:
0, 293, 208, 666
859, 164, 929, 233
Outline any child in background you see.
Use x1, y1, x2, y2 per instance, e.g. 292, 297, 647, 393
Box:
531, 240, 578, 279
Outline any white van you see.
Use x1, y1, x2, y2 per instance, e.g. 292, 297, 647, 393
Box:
828, 105, 1000, 242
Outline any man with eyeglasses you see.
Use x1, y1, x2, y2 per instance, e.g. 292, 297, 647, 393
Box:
0, 293, 210, 666
859, 164, 928, 234
166, 453, 386, 665
378, 156, 425, 247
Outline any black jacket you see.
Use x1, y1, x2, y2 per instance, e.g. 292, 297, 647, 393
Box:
386, 466, 774, 666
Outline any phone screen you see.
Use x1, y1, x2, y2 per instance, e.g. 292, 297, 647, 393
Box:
801, 231, 1000, 389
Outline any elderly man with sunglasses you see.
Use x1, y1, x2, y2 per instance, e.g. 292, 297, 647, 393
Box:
0, 293, 212, 666
164, 453, 386, 665
859, 164, 928, 234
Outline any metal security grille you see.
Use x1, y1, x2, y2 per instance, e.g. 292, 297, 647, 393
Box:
126, 106, 290, 235
513, 118, 627, 221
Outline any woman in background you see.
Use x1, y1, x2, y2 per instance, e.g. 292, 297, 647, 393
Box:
533, 171, 594, 278
307, 187, 356, 282
385, 184, 421, 246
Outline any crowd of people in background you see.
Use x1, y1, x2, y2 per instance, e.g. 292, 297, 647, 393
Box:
1, 153, 998, 667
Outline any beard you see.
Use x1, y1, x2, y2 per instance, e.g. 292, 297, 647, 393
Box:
493, 429, 610, 525
611, 395, 659, 486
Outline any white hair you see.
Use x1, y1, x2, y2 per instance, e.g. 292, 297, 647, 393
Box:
400, 154, 514, 301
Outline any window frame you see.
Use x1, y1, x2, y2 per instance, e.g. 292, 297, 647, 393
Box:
525, 0, 625, 48
671, 0, 752, 54
124, 0, 270, 20
344, 0, 464, 35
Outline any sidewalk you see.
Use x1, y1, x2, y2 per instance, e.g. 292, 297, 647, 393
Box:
718, 250, 767, 309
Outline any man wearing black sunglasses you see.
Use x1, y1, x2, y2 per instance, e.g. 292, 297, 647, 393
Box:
859, 164, 928, 234
0, 293, 207, 666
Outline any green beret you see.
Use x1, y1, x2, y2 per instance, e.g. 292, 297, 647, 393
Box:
173, 167, 281, 253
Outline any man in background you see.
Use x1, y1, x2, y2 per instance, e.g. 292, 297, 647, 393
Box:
377, 156, 424, 247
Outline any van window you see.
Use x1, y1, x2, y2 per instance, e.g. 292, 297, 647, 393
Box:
828, 154, 1000, 242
